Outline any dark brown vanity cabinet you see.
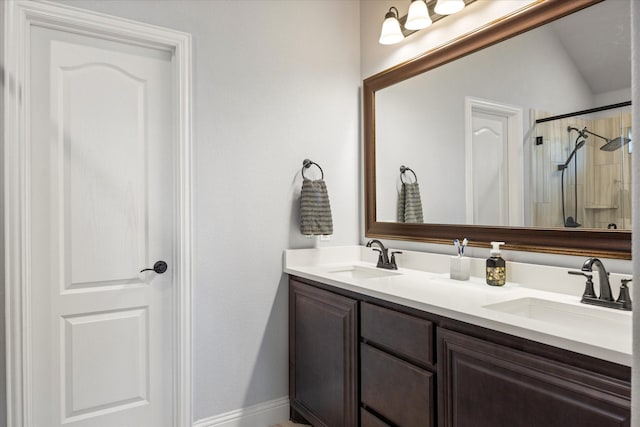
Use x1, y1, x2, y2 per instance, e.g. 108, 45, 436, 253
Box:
289, 279, 358, 427
438, 328, 631, 427
289, 277, 631, 427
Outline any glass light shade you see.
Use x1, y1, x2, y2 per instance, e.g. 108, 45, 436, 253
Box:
379, 14, 404, 45
405, 0, 432, 30
434, 0, 465, 15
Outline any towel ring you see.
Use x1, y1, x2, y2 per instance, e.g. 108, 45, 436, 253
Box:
302, 159, 324, 180
400, 165, 417, 184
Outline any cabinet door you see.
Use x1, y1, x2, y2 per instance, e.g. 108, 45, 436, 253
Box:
289, 279, 358, 427
438, 328, 630, 427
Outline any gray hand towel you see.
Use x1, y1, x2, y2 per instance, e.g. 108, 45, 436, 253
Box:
300, 178, 333, 235
397, 182, 424, 223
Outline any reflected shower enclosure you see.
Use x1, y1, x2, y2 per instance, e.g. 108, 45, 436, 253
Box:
532, 105, 632, 230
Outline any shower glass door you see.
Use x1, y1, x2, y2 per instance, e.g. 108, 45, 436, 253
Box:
531, 105, 632, 230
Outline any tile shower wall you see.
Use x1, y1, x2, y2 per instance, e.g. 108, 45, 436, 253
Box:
531, 113, 588, 228
586, 113, 632, 229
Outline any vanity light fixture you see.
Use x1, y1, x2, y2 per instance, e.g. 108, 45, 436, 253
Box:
405, 0, 432, 31
379, 7, 405, 45
379, 0, 471, 45
434, 0, 465, 15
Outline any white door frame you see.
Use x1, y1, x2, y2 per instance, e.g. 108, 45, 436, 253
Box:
3, 2, 193, 426
464, 97, 524, 226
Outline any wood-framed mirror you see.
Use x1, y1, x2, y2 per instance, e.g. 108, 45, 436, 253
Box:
364, 0, 632, 259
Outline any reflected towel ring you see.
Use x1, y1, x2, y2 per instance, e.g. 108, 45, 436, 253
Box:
302, 159, 324, 180
400, 165, 417, 184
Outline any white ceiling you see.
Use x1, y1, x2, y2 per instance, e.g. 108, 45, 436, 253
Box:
548, 0, 631, 96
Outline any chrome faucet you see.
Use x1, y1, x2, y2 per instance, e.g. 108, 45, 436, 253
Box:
366, 239, 401, 270
581, 258, 613, 301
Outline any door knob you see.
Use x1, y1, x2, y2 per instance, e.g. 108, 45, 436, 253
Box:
140, 261, 168, 274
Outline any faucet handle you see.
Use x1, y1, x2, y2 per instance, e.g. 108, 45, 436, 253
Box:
617, 279, 632, 310
568, 270, 592, 278
390, 251, 402, 268
569, 270, 596, 299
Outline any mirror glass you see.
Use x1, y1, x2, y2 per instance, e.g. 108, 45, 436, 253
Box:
374, 0, 631, 231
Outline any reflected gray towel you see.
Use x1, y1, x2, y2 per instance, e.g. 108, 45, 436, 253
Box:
397, 182, 424, 223
300, 178, 333, 235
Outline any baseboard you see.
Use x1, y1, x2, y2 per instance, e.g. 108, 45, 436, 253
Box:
193, 396, 290, 427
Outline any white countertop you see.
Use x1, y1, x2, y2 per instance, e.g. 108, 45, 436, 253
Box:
284, 246, 632, 366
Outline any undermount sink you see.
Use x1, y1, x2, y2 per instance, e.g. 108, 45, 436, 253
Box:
327, 265, 401, 280
483, 297, 631, 334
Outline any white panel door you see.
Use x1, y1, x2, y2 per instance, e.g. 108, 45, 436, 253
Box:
471, 111, 509, 225
29, 26, 174, 427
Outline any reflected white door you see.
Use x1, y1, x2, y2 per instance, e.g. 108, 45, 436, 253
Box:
465, 97, 524, 226
471, 111, 509, 225
29, 26, 174, 426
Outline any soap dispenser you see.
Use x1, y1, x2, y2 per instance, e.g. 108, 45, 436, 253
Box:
486, 241, 506, 286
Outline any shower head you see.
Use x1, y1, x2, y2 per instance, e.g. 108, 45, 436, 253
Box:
574, 126, 632, 152
599, 136, 632, 151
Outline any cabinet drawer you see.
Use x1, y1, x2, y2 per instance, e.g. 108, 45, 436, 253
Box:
361, 408, 391, 427
361, 343, 434, 427
361, 302, 434, 366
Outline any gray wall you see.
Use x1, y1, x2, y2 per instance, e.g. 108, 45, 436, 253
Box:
49, 0, 361, 422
